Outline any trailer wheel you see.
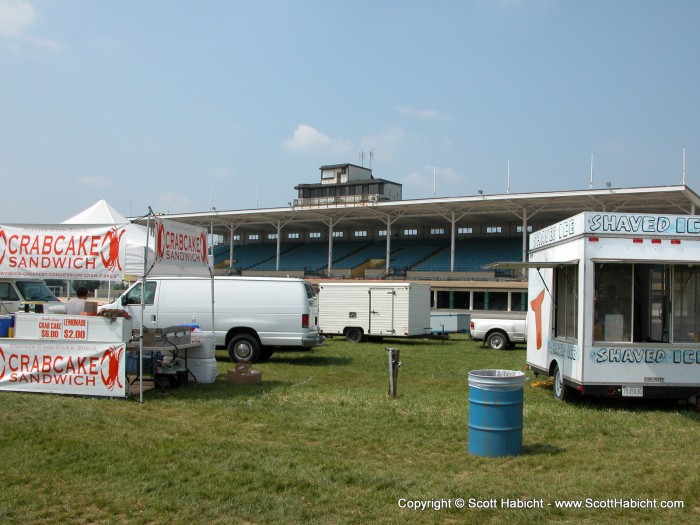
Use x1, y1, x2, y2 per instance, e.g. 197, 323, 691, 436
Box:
345, 327, 364, 343
553, 363, 575, 401
485, 331, 508, 350
228, 334, 261, 363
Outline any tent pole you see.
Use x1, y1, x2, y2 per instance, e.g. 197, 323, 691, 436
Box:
139, 212, 152, 404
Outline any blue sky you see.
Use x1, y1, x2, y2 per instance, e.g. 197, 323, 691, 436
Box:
2, 0, 699, 223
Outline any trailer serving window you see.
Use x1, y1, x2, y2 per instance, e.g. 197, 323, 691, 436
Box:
555, 265, 578, 339
673, 265, 700, 342
593, 263, 678, 343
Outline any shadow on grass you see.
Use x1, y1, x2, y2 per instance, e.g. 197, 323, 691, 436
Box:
573, 395, 700, 414
531, 380, 699, 415
214, 354, 353, 367
521, 443, 565, 455
129, 378, 291, 402
268, 355, 353, 367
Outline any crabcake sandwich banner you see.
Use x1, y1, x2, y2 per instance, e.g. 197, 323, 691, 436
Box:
0, 340, 126, 397
0, 224, 128, 280
154, 217, 209, 268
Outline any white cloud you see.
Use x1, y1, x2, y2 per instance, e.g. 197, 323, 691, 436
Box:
211, 166, 235, 180
0, 1, 63, 54
360, 126, 406, 161
402, 165, 464, 193
27, 35, 62, 53
79, 176, 114, 188
397, 106, 446, 120
156, 193, 190, 215
281, 124, 352, 155
0, 0, 35, 39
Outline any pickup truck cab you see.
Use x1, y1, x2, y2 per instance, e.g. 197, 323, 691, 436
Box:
469, 314, 527, 350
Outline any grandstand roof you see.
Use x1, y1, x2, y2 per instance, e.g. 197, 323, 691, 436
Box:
140, 185, 700, 238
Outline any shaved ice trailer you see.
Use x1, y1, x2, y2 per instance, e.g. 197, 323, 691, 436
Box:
526, 211, 700, 402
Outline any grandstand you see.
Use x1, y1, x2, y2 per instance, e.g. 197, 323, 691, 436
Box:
140, 164, 700, 314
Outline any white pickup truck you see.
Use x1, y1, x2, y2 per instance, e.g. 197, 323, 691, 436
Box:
469, 314, 527, 350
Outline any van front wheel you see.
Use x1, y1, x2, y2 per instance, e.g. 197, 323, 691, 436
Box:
228, 334, 261, 363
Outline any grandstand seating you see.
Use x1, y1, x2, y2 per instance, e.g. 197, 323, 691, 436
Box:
388, 239, 449, 273
333, 241, 388, 269
412, 238, 521, 272
213, 237, 521, 274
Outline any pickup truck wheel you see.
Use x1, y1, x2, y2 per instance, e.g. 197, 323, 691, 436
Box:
228, 334, 261, 363
553, 363, 575, 401
345, 327, 364, 343
485, 331, 508, 350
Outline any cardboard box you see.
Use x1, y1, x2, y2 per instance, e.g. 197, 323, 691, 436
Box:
227, 363, 262, 385
84, 301, 98, 315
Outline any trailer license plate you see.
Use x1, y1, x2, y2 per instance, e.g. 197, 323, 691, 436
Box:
622, 385, 643, 397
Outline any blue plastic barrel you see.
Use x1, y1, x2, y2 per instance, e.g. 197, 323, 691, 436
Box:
468, 369, 527, 457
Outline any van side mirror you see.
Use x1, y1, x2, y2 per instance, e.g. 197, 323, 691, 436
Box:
121, 295, 127, 306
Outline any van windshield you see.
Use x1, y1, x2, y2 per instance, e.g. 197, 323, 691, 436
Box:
16, 281, 59, 302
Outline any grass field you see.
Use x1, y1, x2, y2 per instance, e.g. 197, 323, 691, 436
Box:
0, 334, 698, 524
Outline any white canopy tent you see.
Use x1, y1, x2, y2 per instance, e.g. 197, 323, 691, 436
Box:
62, 200, 210, 278
62, 200, 152, 278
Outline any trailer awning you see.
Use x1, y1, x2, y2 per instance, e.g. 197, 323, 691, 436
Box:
483, 261, 578, 270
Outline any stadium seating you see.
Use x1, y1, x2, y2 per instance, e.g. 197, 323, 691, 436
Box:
413, 238, 521, 271
214, 237, 521, 274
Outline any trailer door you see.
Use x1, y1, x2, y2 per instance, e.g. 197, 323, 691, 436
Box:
368, 288, 396, 335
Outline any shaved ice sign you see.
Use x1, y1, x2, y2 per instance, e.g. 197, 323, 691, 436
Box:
0, 224, 127, 280
155, 218, 209, 268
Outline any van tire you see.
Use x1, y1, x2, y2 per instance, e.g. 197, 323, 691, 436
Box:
485, 331, 508, 350
345, 327, 364, 343
228, 334, 261, 363
553, 363, 575, 401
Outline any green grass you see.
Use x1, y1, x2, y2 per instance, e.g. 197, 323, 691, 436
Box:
0, 335, 699, 524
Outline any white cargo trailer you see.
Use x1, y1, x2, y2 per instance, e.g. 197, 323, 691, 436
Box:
318, 281, 431, 342
524, 211, 700, 402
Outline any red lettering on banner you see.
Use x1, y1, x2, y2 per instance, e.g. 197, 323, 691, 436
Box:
42, 355, 52, 373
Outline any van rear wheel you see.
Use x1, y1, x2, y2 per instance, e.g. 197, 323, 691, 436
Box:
228, 334, 261, 363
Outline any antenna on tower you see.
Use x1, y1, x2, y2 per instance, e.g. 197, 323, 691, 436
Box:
369, 149, 375, 169
359, 149, 365, 166
507, 160, 511, 194
682, 146, 687, 185
433, 166, 436, 198
589, 153, 594, 190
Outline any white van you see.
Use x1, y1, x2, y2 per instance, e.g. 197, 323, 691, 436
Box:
0, 278, 63, 313
101, 276, 324, 363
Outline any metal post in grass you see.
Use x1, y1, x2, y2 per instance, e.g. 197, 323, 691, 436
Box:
386, 347, 401, 397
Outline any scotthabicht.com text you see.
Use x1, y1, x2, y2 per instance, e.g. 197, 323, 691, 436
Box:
397, 497, 684, 511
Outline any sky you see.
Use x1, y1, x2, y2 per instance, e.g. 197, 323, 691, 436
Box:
2, 0, 700, 223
